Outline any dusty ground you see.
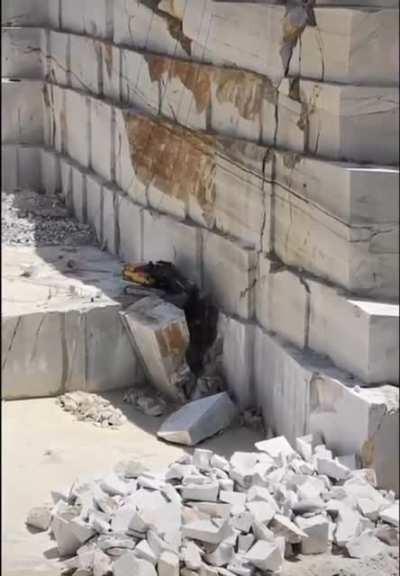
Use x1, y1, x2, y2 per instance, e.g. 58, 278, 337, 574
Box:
2, 190, 95, 247
3, 392, 399, 576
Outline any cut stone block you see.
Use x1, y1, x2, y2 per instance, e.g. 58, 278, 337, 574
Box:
2, 245, 144, 399
117, 194, 143, 265
1, 145, 18, 190
182, 479, 219, 502
346, 531, 387, 559
255, 436, 297, 462
83, 0, 114, 39
90, 99, 113, 181
273, 151, 399, 227
256, 255, 308, 350
270, 514, 309, 544
218, 314, 254, 409
182, 518, 230, 544
114, 0, 189, 59
157, 392, 237, 446
48, 30, 70, 86
158, 551, 179, 576
295, 514, 330, 554
254, 327, 399, 494
71, 164, 86, 224
142, 210, 202, 288
2, 79, 44, 145
120, 295, 191, 401
26, 506, 52, 531
86, 172, 103, 244
202, 230, 257, 320
1, 27, 43, 79
246, 540, 283, 572
2, 0, 48, 26
379, 502, 399, 527
65, 88, 90, 167
316, 457, 351, 481
102, 42, 120, 102
182, 1, 398, 86
70, 35, 102, 95
114, 552, 157, 576
281, 78, 399, 165
334, 503, 363, 547
257, 254, 399, 382
308, 279, 399, 384
41, 148, 61, 196
43, 83, 65, 154
295, 6, 399, 85
51, 515, 82, 557
274, 184, 399, 300
182, 1, 288, 81
102, 183, 118, 255
310, 381, 399, 495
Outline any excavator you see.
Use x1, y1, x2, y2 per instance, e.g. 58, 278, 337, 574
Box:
122, 261, 218, 375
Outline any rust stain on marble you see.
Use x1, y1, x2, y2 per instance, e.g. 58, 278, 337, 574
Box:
146, 56, 212, 113
215, 69, 277, 120
156, 323, 188, 359
146, 55, 277, 120
124, 113, 216, 214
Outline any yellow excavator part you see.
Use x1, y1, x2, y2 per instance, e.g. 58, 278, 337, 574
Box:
122, 264, 155, 286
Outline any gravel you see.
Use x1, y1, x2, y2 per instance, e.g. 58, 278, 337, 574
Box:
2, 190, 96, 247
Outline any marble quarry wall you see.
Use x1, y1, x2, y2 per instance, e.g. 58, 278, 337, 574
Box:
1, 0, 399, 491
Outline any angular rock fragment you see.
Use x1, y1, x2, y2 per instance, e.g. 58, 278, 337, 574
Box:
255, 436, 296, 462
246, 540, 283, 572
120, 297, 192, 401
26, 505, 52, 531
379, 502, 399, 527
113, 552, 157, 576
158, 550, 180, 576
346, 530, 388, 559
295, 514, 330, 554
182, 519, 230, 544
157, 393, 237, 446
270, 514, 309, 544
316, 456, 350, 481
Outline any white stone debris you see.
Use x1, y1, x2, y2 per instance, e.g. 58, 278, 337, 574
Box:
379, 502, 399, 527
30, 435, 397, 575
26, 505, 52, 531
57, 392, 127, 428
157, 392, 237, 446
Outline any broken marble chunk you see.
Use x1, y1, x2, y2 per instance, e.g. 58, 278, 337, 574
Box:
157, 393, 237, 446
26, 505, 52, 531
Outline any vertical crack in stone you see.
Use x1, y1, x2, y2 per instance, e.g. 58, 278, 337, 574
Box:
280, 1, 316, 77
139, 0, 192, 55
30, 315, 46, 362
298, 274, 311, 349
2, 317, 22, 371
60, 313, 69, 393
114, 189, 121, 255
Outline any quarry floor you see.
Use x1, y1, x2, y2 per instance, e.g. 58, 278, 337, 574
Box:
2, 392, 399, 576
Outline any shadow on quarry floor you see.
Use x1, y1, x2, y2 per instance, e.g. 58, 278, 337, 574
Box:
99, 389, 262, 458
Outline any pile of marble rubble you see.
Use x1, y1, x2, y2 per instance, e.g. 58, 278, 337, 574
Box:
26, 435, 399, 576
56, 392, 127, 429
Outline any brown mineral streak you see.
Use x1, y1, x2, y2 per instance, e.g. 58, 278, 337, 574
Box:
215, 69, 277, 120
124, 113, 216, 212
146, 56, 212, 114
156, 324, 187, 359
146, 55, 277, 120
